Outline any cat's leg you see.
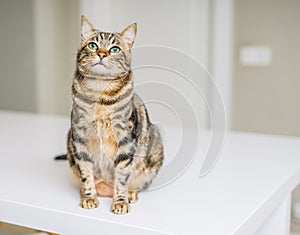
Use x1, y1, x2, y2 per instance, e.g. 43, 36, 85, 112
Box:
78, 160, 99, 209
144, 124, 164, 181
111, 155, 133, 214
110, 121, 136, 214
68, 125, 99, 209
127, 124, 164, 193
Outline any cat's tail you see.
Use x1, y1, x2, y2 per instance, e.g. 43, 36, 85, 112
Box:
54, 154, 67, 160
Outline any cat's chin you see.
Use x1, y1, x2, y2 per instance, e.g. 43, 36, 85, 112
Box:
87, 70, 129, 81
89, 65, 118, 77
78, 64, 129, 80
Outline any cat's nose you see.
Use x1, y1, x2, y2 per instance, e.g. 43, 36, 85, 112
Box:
98, 52, 107, 59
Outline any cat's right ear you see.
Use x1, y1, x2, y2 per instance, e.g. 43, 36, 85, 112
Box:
81, 15, 95, 43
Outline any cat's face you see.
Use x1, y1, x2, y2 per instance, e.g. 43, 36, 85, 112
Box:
77, 16, 137, 78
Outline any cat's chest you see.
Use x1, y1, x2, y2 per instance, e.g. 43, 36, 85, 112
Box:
94, 104, 111, 127
93, 104, 117, 162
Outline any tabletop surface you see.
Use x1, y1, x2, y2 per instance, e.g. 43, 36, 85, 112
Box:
0, 111, 300, 235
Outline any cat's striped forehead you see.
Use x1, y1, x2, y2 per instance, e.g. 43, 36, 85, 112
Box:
89, 31, 122, 48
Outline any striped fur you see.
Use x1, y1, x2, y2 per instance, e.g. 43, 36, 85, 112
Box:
67, 16, 163, 214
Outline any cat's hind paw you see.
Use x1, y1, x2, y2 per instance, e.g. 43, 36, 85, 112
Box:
111, 201, 130, 214
80, 196, 99, 209
128, 191, 138, 204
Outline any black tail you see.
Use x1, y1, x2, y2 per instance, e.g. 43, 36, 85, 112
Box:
54, 154, 67, 160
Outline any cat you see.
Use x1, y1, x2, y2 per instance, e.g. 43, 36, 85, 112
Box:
65, 15, 164, 214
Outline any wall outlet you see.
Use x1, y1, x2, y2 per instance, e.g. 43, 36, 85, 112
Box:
239, 46, 272, 66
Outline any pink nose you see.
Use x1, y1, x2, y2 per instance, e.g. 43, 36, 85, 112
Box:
99, 52, 107, 59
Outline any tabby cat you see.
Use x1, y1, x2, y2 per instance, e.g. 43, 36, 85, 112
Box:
66, 16, 164, 214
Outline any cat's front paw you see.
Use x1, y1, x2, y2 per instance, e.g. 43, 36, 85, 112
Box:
80, 196, 99, 209
111, 201, 130, 214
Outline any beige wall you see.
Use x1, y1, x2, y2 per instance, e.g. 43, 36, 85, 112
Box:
232, 0, 300, 137
0, 0, 36, 112
0, 0, 79, 115
34, 0, 79, 115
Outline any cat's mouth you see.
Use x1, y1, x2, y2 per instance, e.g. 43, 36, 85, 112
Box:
94, 61, 106, 68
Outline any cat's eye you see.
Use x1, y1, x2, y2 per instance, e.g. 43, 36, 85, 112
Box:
109, 46, 121, 53
88, 42, 98, 51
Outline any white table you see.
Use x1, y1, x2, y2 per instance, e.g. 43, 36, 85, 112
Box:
0, 111, 300, 235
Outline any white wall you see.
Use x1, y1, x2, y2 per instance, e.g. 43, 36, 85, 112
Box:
80, 0, 210, 62
210, 0, 233, 130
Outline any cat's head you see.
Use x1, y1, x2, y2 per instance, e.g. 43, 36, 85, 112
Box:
77, 15, 137, 78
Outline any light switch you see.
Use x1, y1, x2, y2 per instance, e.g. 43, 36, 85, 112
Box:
239, 46, 272, 66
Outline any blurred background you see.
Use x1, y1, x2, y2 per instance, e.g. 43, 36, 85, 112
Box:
0, 0, 300, 234
1, 0, 300, 136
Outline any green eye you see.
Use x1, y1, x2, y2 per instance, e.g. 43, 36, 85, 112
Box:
109, 46, 121, 53
88, 42, 98, 51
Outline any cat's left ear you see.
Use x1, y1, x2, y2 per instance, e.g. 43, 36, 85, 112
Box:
120, 23, 137, 48
81, 15, 95, 43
